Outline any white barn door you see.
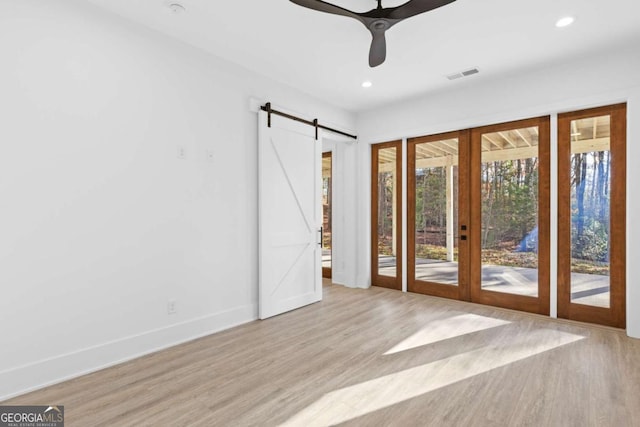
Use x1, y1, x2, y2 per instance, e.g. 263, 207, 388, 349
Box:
258, 110, 322, 319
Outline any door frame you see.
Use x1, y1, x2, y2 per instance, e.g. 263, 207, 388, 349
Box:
469, 116, 551, 315
407, 130, 471, 301
322, 151, 332, 279
557, 103, 626, 328
371, 140, 403, 290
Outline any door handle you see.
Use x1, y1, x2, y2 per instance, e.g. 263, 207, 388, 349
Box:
318, 227, 323, 248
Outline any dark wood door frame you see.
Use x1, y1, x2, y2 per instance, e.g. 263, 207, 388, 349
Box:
407, 130, 470, 301
371, 141, 403, 290
470, 116, 551, 315
557, 103, 626, 328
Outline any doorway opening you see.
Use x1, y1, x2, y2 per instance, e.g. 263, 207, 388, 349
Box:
322, 152, 332, 279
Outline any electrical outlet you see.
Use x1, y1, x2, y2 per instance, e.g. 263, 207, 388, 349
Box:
177, 146, 187, 160
167, 300, 177, 315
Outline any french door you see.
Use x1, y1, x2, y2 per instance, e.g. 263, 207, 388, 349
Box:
407, 117, 550, 315
407, 131, 470, 300
557, 104, 626, 328
470, 117, 550, 315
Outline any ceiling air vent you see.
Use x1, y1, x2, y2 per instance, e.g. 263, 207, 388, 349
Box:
446, 67, 480, 81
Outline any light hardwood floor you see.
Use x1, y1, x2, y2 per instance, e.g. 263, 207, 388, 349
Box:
4, 280, 640, 426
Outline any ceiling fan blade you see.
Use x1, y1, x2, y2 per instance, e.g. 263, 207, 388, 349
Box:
289, 0, 364, 23
388, 0, 456, 20
369, 30, 387, 67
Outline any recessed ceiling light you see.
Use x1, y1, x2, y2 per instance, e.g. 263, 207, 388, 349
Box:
169, 3, 186, 14
362, 81, 372, 88
556, 16, 574, 28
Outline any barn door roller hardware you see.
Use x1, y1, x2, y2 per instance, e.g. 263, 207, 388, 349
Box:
261, 102, 357, 140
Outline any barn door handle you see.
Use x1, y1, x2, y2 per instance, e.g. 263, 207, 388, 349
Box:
318, 227, 323, 248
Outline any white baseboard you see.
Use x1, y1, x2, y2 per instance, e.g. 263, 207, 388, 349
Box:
0, 303, 257, 401
331, 270, 346, 286
328, 271, 362, 289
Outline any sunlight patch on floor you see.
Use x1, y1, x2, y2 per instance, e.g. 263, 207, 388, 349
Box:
384, 313, 510, 355
280, 328, 584, 426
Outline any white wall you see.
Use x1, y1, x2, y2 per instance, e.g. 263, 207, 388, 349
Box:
0, 0, 355, 400
356, 42, 640, 338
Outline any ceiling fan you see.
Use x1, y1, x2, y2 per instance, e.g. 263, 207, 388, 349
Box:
289, 0, 457, 67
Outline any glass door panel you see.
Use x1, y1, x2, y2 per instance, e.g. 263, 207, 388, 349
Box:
371, 141, 402, 290
414, 142, 459, 284
569, 115, 611, 308
376, 147, 398, 279
479, 126, 540, 297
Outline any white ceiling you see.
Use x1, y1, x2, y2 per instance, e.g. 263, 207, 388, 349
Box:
85, 0, 640, 113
